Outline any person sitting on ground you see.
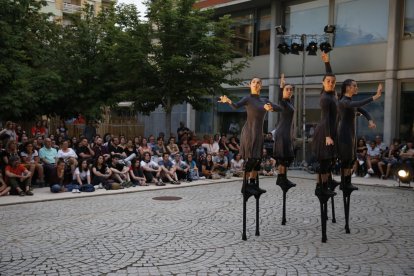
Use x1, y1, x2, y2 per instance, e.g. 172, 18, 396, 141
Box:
153, 137, 167, 162
129, 158, 147, 186
0, 121, 17, 144
92, 137, 110, 162
5, 156, 33, 196
0, 171, 11, 196
39, 138, 58, 183
72, 159, 94, 193
76, 137, 95, 163
186, 153, 201, 180
108, 155, 132, 187
213, 149, 229, 177
49, 159, 66, 193
352, 137, 368, 177
166, 137, 180, 157
202, 135, 219, 156
218, 134, 233, 161
3, 140, 20, 169
263, 132, 274, 157
147, 135, 157, 153
228, 136, 240, 157
201, 153, 214, 179
172, 153, 191, 181
108, 137, 136, 166
180, 138, 193, 157
138, 137, 153, 157
124, 139, 139, 161
230, 153, 244, 177
140, 152, 164, 186
365, 140, 381, 178
20, 142, 45, 187
158, 152, 180, 184
91, 155, 112, 189
260, 148, 276, 176
378, 142, 400, 180
57, 140, 78, 177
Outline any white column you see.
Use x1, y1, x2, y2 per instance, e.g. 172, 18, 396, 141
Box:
267, 0, 281, 131
383, 0, 401, 145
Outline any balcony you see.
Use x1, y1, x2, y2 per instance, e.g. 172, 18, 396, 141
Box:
63, 2, 81, 14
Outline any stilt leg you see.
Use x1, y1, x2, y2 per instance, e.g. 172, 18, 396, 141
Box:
282, 190, 287, 225
316, 180, 331, 243
331, 196, 336, 223
255, 174, 261, 236
242, 194, 247, 240
344, 192, 351, 234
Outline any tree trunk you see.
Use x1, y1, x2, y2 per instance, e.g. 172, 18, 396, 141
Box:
165, 96, 172, 139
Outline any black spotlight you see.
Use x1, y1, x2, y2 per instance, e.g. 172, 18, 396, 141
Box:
397, 165, 412, 184
278, 42, 290, 55
319, 42, 332, 53
275, 25, 286, 35
306, 41, 318, 55
290, 42, 303, 55
324, 25, 336, 34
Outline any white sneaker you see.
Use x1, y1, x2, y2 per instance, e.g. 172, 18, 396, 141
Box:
98, 183, 104, 189
364, 173, 371, 178
351, 173, 357, 178
367, 168, 374, 174
72, 189, 77, 193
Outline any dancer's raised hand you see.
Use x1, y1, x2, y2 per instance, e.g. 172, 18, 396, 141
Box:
368, 120, 376, 129
373, 83, 383, 101
321, 52, 329, 63
280, 73, 285, 88
264, 103, 273, 111
218, 95, 232, 104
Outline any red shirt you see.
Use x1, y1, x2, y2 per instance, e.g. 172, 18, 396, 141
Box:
5, 164, 27, 179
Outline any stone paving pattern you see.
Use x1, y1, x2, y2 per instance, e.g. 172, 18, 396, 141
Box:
0, 177, 413, 275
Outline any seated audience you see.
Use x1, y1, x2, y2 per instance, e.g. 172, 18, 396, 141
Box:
91, 155, 112, 189
5, 156, 33, 196
129, 158, 147, 186
72, 159, 94, 192
365, 140, 381, 178
230, 153, 244, 177
352, 138, 368, 177
158, 153, 180, 184
172, 153, 191, 181
0, 171, 11, 196
201, 153, 214, 179
213, 149, 229, 177
20, 142, 45, 186
140, 152, 164, 186
49, 159, 66, 193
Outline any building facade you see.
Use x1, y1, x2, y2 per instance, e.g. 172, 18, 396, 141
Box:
187, 0, 414, 151
41, 0, 113, 24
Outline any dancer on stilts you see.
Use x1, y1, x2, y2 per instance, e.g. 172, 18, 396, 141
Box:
272, 73, 296, 225
337, 76, 382, 234
219, 77, 277, 240
312, 55, 338, 243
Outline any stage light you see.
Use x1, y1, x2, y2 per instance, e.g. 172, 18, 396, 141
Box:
398, 166, 411, 184
275, 25, 286, 35
290, 42, 304, 55
278, 42, 290, 55
319, 42, 332, 53
324, 25, 336, 34
306, 41, 318, 55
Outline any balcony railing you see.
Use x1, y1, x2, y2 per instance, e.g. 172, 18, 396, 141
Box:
63, 2, 81, 14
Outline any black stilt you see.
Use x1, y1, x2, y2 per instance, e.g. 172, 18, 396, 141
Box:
342, 175, 358, 234
276, 173, 295, 225
328, 175, 340, 223
315, 177, 334, 243
241, 170, 265, 240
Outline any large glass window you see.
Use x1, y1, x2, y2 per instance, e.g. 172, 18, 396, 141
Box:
285, 0, 329, 35
256, 8, 271, 55
230, 11, 254, 57
404, 0, 414, 38
400, 83, 414, 140
335, 0, 389, 46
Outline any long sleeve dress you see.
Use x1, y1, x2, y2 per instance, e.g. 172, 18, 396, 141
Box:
312, 91, 338, 161
273, 91, 295, 161
337, 96, 373, 162
229, 94, 276, 160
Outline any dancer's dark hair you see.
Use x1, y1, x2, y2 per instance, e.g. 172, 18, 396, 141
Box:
340, 79, 355, 99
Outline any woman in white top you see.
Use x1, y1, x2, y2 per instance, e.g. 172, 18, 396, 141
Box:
20, 142, 45, 186
230, 153, 244, 177
72, 159, 93, 193
57, 140, 78, 173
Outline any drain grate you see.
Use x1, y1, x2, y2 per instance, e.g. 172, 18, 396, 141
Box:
152, 196, 182, 201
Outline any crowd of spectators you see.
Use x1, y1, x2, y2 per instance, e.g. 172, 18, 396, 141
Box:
0, 120, 280, 197
1, 119, 412, 197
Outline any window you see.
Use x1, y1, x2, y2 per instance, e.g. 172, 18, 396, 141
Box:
400, 83, 414, 140
256, 8, 271, 55
230, 11, 254, 57
335, 0, 389, 46
353, 83, 384, 142
285, 0, 329, 35
404, 0, 414, 38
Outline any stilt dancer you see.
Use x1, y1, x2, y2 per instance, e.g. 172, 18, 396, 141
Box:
272, 74, 296, 225
338, 78, 382, 233
312, 54, 337, 243
218, 77, 277, 240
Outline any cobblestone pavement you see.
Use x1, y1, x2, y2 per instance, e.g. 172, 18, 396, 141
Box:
1, 177, 413, 275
